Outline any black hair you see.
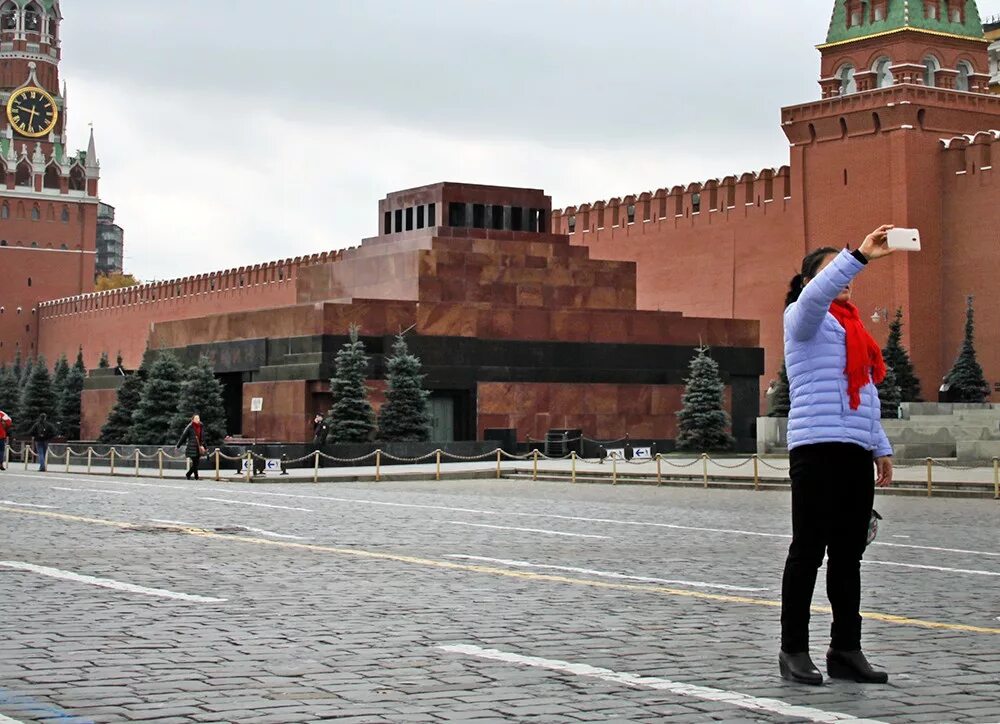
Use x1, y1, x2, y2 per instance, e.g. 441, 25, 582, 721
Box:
784, 246, 839, 307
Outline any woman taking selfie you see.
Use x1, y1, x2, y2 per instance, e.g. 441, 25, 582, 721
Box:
779, 224, 895, 686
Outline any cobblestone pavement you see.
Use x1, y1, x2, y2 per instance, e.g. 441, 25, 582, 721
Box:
0, 470, 997, 723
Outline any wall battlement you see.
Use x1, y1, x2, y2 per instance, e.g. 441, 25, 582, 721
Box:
940, 129, 1000, 174
38, 249, 348, 318
552, 166, 792, 235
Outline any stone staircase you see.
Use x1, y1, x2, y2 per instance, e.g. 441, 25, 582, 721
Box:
883, 403, 1000, 462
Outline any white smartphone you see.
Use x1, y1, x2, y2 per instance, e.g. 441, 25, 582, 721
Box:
887, 228, 921, 251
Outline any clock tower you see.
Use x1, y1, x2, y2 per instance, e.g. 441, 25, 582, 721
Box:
0, 0, 101, 364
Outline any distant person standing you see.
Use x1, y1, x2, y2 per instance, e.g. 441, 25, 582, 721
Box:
0, 410, 12, 470
176, 413, 205, 481
312, 413, 329, 445
27, 413, 55, 472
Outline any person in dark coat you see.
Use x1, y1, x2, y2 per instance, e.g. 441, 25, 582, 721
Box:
176, 414, 205, 480
27, 413, 56, 472
312, 414, 329, 445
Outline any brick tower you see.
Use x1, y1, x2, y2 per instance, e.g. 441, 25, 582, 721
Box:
783, 0, 999, 397
0, 0, 100, 363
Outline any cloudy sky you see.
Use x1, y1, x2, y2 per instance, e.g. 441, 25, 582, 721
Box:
58, 0, 1000, 282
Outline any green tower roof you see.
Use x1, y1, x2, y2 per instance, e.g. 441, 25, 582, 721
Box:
822, 0, 986, 47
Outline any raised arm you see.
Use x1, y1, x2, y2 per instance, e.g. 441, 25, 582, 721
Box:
785, 225, 895, 342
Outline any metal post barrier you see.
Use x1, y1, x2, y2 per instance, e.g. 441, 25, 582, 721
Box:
313, 450, 319, 483
436, 449, 442, 481
23, 444, 29, 470
752, 454, 760, 492
532, 449, 538, 481
571, 451, 577, 484
656, 454, 662, 486
496, 449, 502, 479
212, 449, 218, 481
159, 449, 165, 479
134, 449, 140, 477
926, 458, 933, 497
2, 441, 8, 468
702, 453, 709, 488
280, 453, 289, 475
375, 449, 381, 482
110, 448, 116, 476
65, 447, 70, 473
245, 451, 252, 482
612, 454, 618, 485
994, 457, 999, 500
87, 447, 92, 474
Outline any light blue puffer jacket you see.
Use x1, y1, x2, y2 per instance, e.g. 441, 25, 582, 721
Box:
784, 249, 892, 458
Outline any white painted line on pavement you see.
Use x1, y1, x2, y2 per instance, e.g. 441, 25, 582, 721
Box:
892, 535, 911, 539
0, 500, 57, 509
150, 519, 193, 526
198, 497, 313, 512
447, 555, 770, 592
0, 714, 25, 723
0, 561, 226, 603
51, 486, 129, 495
242, 526, 310, 541
438, 644, 887, 724
864, 560, 1000, 576
447, 521, 610, 539
872, 541, 999, 557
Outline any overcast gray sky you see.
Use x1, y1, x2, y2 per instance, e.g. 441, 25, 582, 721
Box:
57, 0, 1000, 281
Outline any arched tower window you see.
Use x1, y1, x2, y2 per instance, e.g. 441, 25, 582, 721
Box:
15, 159, 32, 187
43, 163, 60, 189
838, 64, 857, 95
30, 205, 39, 221
0, 2, 17, 31
923, 56, 940, 87
873, 57, 893, 88
925, 1, 939, 20
956, 61, 973, 91
61, 206, 69, 222
1, 203, 8, 220
23, 2, 41, 33
68, 165, 85, 191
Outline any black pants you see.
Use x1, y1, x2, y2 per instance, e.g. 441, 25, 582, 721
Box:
781, 442, 874, 653
186, 455, 200, 480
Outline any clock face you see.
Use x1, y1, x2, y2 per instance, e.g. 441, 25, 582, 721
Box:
6, 86, 58, 138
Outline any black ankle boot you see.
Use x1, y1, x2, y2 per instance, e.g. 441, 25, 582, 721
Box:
826, 649, 888, 683
779, 650, 823, 685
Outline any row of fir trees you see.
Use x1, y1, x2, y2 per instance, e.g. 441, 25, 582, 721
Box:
771, 298, 990, 419
0, 348, 89, 439
320, 326, 431, 444
99, 352, 228, 447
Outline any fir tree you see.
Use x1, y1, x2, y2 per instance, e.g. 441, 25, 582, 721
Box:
676, 346, 735, 452
0, 364, 19, 422
19, 355, 56, 428
328, 325, 376, 443
770, 362, 791, 417
944, 296, 990, 403
98, 351, 110, 369
172, 356, 228, 446
11, 348, 22, 385
59, 366, 85, 440
877, 365, 902, 419
74, 346, 86, 374
99, 368, 146, 444
378, 334, 431, 442
128, 352, 185, 445
19, 356, 34, 388
51, 355, 70, 432
882, 308, 922, 402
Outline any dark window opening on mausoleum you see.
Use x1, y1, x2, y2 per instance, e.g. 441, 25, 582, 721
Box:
428, 203, 436, 226
394, 209, 403, 233
448, 202, 467, 227
491, 204, 504, 230
405, 207, 414, 231
384, 211, 391, 234
511, 207, 524, 231
472, 204, 486, 229
417, 205, 425, 229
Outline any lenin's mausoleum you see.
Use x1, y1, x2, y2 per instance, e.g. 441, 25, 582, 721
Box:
3, 1, 1000, 450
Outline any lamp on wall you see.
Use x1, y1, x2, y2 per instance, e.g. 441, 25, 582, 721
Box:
870, 306, 889, 323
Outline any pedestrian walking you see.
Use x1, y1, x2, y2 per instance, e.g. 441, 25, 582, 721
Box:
778, 224, 895, 686
27, 412, 56, 472
176, 413, 205, 481
0, 410, 12, 470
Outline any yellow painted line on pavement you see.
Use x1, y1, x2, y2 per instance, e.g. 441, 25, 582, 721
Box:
3, 505, 998, 636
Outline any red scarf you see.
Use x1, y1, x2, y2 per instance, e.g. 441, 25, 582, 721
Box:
192, 421, 203, 442
829, 300, 886, 410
